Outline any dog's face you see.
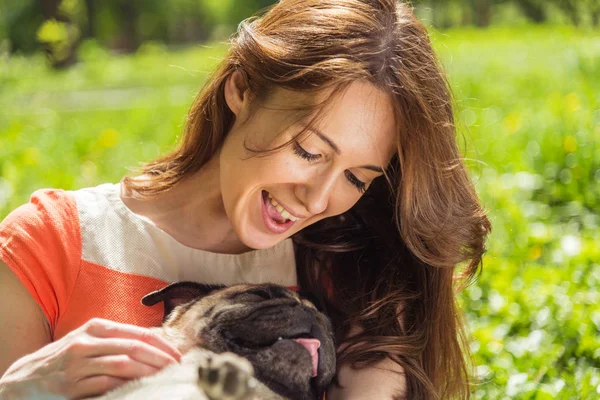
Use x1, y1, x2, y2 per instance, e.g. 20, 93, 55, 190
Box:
142, 282, 336, 400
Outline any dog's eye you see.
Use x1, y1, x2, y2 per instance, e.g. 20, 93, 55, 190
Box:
244, 289, 272, 300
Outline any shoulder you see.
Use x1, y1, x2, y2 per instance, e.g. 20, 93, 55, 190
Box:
0, 187, 80, 257
1, 187, 78, 230
0, 187, 86, 334
327, 324, 407, 400
0, 183, 126, 257
1, 183, 125, 236
69, 182, 125, 220
330, 358, 406, 400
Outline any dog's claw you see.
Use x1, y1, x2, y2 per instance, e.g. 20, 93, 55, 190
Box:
198, 353, 257, 400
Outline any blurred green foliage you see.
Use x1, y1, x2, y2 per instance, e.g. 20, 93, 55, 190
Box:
0, 0, 276, 56
433, 26, 600, 399
1, 0, 600, 65
0, 24, 599, 398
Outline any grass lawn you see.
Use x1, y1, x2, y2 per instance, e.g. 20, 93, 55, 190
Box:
1, 25, 599, 399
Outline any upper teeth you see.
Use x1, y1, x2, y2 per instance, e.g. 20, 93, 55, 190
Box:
268, 193, 299, 222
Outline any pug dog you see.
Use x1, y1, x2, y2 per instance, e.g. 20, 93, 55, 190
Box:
90, 282, 336, 400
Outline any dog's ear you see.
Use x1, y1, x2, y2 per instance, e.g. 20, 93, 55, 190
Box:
141, 281, 225, 321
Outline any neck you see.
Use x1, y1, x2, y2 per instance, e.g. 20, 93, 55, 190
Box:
121, 151, 253, 254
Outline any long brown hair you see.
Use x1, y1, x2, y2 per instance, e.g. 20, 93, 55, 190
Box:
123, 1, 491, 398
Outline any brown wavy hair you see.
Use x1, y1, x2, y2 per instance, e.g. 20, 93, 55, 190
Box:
123, 0, 491, 398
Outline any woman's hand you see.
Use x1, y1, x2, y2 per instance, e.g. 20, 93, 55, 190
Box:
0, 318, 182, 400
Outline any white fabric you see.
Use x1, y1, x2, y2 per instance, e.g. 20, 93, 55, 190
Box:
73, 183, 297, 287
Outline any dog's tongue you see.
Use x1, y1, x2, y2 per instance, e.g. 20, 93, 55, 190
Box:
292, 338, 320, 377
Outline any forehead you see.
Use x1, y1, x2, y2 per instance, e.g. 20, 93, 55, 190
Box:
270, 81, 397, 165
219, 284, 297, 298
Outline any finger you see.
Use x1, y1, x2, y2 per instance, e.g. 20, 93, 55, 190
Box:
77, 354, 160, 382
69, 375, 128, 400
84, 319, 182, 361
80, 338, 179, 369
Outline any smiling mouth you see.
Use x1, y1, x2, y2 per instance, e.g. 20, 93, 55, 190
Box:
262, 191, 295, 223
261, 190, 296, 234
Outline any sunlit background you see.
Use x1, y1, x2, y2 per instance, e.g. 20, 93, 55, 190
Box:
1, 1, 599, 398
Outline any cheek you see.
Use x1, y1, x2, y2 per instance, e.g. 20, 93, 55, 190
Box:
263, 151, 311, 181
226, 153, 301, 207
231, 151, 281, 185
250, 156, 296, 184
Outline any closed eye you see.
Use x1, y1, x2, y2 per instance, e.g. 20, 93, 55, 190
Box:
246, 288, 272, 300
234, 288, 272, 300
293, 141, 368, 193
345, 171, 367, 193
293, 141, 321, 163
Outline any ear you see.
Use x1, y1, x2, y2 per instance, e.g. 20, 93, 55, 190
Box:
141, 281, 225, 321
224, 69, 249, 116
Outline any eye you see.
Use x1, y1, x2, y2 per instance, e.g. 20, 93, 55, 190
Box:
245, 288, 272, 300
293, 141, 321, 163
294, 140, 367, 193
345, 171, 367, 193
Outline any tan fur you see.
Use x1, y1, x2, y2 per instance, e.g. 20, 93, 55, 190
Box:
89, 348, 285, 400
88, 283, 334, 400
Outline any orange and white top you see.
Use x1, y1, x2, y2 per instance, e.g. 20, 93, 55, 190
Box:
0, 183, 299, 340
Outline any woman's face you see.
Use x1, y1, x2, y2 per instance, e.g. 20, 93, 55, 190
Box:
219, 77, 397, 250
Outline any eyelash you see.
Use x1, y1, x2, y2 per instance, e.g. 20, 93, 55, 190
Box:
292, 141, 321, 162
345, 171, 367, 193
292, 141, 367, 193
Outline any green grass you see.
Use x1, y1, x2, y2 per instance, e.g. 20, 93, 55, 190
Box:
1, 25, 599, 399
433, 26, 600, 399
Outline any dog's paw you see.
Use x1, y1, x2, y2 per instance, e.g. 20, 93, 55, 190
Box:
197, 352, 257, 400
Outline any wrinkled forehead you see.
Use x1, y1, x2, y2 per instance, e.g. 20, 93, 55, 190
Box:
216, 283, 300, 299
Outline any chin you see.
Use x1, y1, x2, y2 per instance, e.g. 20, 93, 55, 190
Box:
244, 219, 304, 250
237, 228, 289, 251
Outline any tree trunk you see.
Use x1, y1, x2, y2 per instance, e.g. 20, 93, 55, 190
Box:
591, 4, 600, 27
558, 0, 580, 26
83, 0, 95, 38
474, 0, 492, 27
516, 0, 547, 23
114, 0, 139, 52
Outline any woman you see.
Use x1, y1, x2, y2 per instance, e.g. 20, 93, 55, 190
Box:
0, 0, 490, 399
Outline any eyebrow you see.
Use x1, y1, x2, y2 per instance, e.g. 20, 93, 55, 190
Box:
305, 126, 385, 174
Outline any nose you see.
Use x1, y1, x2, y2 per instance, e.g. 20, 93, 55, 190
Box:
295, 171, 337, 216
